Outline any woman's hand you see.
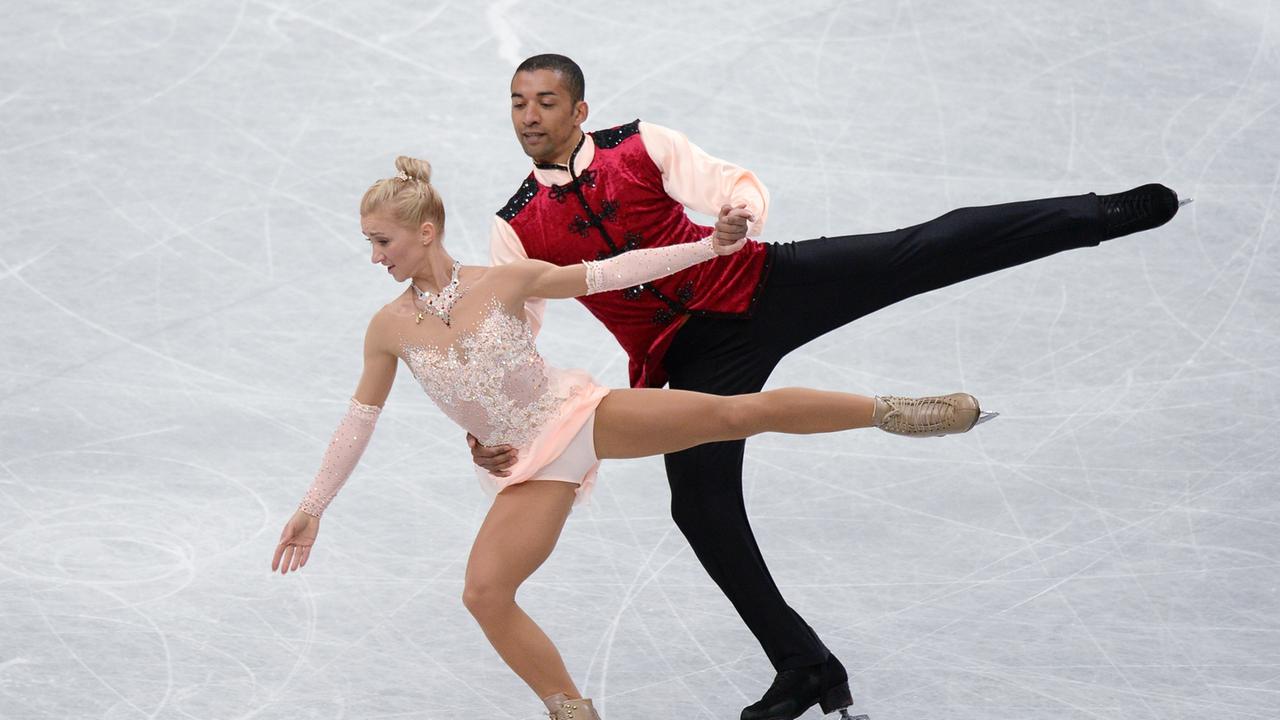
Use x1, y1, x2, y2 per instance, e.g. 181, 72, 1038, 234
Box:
272, 509, 319, 575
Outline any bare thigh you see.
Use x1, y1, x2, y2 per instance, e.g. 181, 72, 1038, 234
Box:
593, 387, 745, 460
465, 480, 578, 595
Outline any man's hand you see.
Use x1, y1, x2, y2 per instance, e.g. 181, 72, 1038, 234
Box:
714, 203, 754, 249
468, 433, 518, 477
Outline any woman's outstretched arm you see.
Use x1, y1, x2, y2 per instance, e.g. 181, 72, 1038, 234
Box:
510, 225, 750, 301
272, 312, 398, 575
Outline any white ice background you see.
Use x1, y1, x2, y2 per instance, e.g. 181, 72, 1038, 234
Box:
2, 1, 1279, 718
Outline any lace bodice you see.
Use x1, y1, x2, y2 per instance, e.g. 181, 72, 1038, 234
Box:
401, 300, 575, 448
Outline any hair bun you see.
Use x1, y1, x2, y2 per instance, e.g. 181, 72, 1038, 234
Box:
394, 156, 432, 184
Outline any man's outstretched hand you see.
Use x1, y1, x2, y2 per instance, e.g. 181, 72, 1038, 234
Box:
714, 203, 754, 248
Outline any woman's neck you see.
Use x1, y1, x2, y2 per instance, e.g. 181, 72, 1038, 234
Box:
411, 252, 458, 294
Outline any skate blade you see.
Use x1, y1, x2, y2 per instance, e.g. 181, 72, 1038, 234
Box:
1178, 196, 1194, 207
974, 411, 1000, 426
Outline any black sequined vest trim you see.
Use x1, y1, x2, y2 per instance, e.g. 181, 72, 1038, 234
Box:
591, 119, 641, 149
497, 177, 540, 221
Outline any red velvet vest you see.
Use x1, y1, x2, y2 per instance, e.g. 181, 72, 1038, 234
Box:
499, 120, 770, 388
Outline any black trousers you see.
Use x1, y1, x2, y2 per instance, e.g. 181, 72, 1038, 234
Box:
660, 192, 1105, 670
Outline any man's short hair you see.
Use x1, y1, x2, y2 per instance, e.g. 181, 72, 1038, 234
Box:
515, 54, 585, 104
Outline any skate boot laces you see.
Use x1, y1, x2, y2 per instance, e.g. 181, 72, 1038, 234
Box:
876, 393, 987, 437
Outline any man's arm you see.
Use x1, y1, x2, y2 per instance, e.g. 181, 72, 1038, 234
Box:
639, 121, 769, 238
490, 216, 547, 338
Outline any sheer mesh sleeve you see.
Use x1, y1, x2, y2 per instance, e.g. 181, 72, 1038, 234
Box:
298, 398, 382, 518
583, 237, 719, 295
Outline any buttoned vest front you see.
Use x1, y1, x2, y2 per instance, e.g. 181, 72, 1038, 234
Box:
498, 120, 770, 387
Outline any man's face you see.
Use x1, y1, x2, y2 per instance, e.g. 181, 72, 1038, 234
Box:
510, 69, 585, 164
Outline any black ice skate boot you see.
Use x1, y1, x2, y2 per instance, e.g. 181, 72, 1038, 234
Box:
741, 656, 868, 720
1098, 183, 1188, 240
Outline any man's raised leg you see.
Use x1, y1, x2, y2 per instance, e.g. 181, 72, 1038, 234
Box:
759, 188, 1181, 355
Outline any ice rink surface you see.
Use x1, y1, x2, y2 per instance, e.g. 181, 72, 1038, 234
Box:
2, 1, 1279, 718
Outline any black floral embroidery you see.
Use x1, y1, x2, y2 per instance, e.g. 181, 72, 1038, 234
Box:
569, 215, 592, 237
623, 232, 642, 251
676, 281, 695, 302
623, 284, 644, 300
599, 200, 618, 222
652, 307, 676, 326
548, 184, 572, 203
578, 169, 597, 187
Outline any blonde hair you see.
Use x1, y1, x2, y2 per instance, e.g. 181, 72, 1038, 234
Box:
360, 156, 446, 236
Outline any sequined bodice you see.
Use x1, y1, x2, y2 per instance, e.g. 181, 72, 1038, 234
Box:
401, 300, 567, 448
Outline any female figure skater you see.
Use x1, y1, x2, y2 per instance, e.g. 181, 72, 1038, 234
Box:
271, 157, 989, 720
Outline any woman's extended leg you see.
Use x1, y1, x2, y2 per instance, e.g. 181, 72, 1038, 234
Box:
596, 387, 984, 459
463, 479, 580, 700
594, 387, 879, 460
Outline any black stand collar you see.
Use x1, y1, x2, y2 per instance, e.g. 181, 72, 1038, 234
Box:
532, 131, 587, 180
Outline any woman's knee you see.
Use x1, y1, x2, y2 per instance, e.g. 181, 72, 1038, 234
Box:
716, 394, 764, 439
462, 576, 516, 620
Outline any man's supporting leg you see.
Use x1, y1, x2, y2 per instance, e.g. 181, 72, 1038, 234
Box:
665, 439, 831, 667
660, 320, 836, 674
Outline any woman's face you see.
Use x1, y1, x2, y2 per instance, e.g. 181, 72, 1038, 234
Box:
362, 210, 430, 283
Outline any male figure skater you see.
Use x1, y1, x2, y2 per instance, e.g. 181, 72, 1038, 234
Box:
471, 53, 1182, 720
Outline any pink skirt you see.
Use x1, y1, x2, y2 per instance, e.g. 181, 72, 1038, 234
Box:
474, 367, 610, 506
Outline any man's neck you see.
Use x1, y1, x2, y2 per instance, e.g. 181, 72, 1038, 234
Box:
536, 130, 586, 169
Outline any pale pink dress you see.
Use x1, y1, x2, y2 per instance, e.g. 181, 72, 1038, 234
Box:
296, 237, 724, 518
400, 299, 610, 505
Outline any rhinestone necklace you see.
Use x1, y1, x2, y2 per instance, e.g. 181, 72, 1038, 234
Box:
411, 261, 464, 326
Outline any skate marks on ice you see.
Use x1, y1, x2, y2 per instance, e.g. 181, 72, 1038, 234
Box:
2, 0, 1279, 719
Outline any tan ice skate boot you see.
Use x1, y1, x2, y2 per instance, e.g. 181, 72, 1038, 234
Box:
545, 694, 602, 720
873, 393, 996, 437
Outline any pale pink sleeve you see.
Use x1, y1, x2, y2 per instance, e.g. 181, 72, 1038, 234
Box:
639, 121, 769, 237
490, 215, 547, 338
298, 398, 382, 518
585, 237, 728, 295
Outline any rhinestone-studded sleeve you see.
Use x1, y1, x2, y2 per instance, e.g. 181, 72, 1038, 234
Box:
583, 237, 719, 295
298, 398, 382, 518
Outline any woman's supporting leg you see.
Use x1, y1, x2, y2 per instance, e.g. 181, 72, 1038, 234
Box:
594, 387, 877, 460
463, 479, 581, 700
